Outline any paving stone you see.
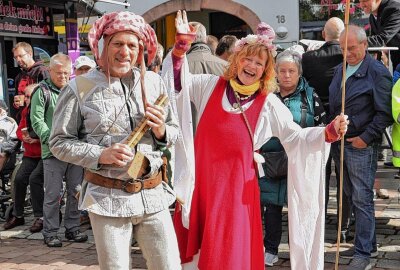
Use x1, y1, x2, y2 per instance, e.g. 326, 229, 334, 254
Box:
47, 259, 69, 266
25, 249, 53, 256
27, 233, 44, 240
384, 252, 400, 260
31, 254, 63, 262
0, 164, 399, 270
387, 234, 400, 240
12, 262, 39, 269
379, 245, 400, 252
387, 218, 400, 227
0, 251, 25, 259
376, 259, 400, 269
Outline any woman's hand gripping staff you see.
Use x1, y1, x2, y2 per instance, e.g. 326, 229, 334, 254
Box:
325, 113, 349, 143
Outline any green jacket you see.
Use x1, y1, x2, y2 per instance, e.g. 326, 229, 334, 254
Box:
392, 80, 400, 166
259, 77, 325, 206
30, 78, 61, 159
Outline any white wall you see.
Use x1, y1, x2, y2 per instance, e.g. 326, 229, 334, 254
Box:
235, 0, 299, 44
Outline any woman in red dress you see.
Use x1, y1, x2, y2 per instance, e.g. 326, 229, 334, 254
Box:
162, 10, 348, 270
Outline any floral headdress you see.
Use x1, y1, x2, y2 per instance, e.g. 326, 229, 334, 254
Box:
233, 22, 277, 57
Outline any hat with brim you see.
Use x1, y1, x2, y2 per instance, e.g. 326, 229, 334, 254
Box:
74, 56, 96, 69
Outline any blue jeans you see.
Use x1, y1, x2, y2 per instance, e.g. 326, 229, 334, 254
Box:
331, 142, 378, 259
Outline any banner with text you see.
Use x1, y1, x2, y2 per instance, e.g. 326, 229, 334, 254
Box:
0, 0, 53, 37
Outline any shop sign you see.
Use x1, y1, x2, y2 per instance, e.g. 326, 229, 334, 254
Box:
0, 0, 53, 37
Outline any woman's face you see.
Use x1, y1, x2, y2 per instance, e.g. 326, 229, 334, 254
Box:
277, 61, 300, 93
237, 52, 267, 86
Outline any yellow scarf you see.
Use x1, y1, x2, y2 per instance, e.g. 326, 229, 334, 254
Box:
229, 79, 260, 96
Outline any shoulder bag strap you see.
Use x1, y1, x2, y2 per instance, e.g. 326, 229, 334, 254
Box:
300, 90, 308, 128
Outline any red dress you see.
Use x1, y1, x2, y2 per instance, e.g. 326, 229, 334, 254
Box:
174, 78, 267, 270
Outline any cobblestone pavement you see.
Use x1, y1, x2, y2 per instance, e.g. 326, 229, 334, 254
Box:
1, 162, 399, 269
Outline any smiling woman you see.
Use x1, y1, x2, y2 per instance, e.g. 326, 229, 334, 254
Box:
162, 10, 349, 270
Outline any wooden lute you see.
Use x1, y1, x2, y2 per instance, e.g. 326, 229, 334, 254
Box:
125, 94, 169, 179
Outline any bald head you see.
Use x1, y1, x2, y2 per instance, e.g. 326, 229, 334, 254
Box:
323, 17, 345, 41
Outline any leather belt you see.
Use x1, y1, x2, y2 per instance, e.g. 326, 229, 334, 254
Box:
84, 170, 162, 194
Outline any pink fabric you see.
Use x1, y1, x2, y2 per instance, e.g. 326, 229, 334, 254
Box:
173, 32, 196, 58
325, 120, 340, 143
88, 11, 157, 65
172, 54, 184, 91
234, 22, 277, 56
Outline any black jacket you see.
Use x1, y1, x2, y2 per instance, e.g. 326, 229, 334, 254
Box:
302, 41, 342, 111
368, 0, 400, 68
15, 61, 49, 95
329, 53, 393, 144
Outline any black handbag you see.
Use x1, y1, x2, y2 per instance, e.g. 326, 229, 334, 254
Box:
260, 150, 288, 180
260, 90, 308, 180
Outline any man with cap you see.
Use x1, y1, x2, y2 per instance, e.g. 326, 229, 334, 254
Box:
49, 11, 181, 270
73, 56, 96, 76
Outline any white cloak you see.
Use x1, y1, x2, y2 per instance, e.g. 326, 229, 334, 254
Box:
162, 53, 330, 270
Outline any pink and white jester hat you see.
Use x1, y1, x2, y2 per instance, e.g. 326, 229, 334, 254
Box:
88, 11, 157, 66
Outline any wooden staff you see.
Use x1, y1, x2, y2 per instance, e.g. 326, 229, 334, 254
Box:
335, 0, 350, 269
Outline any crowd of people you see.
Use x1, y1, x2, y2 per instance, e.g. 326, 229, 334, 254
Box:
1, 1, 400, 270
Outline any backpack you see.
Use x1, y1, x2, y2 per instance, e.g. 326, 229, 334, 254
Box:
26, 82, 51, 139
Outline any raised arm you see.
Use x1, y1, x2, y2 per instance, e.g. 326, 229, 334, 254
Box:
171, 10, 196, 92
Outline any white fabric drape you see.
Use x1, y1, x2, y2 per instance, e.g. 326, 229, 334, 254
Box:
162, 53, 330, 270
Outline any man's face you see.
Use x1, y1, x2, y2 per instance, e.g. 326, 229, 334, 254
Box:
340, 33, 367, 66
100, 31, 139, 78
49, 64, 71, 89
359, 0, 381, 14
13, 47, 33, 70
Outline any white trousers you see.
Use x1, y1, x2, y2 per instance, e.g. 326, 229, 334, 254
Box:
89, 209, 181, 270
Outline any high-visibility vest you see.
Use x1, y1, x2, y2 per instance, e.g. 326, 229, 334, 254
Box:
392, 80, 400, 167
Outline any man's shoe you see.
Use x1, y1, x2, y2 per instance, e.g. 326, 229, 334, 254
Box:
345, 257, 372, 270
65, 230, 88, 242
3, 216, 25, 230
80, 215, 90, 226
384, 161, 394, 167
264, 252, 278, 266
340, 247, 378, 259
44, 236, 62, 247
340, 231, 354, 243
29, 218, 43, 233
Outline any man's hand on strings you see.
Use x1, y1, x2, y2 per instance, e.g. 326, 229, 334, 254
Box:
99, 143, 134, 167
146, 103, 166, 140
